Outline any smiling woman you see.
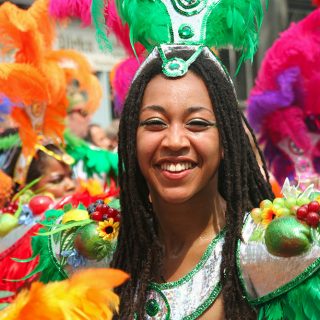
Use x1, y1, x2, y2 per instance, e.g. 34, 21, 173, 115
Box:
113, 46, 273, 319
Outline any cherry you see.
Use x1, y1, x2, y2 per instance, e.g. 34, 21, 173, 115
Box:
308, 201, 320, 213
305, 212, 320, 228
90, 211, 104, 221
297, 206, 308, 220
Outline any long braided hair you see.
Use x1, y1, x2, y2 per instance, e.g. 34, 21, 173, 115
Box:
111, 48, 274, 319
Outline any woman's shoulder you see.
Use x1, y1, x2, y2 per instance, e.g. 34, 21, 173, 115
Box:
237, 181, 320, 318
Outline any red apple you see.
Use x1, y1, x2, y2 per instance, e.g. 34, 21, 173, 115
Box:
29, 195, 54, 215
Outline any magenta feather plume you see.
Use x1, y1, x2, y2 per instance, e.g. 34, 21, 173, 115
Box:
111, 56, 144, 114
313, 0, 320, 7
262, 107, 311, 150
248, 8, 320, 184
253, 9, 320, 94
49, 0, 92, 26
105, 0, 145, 56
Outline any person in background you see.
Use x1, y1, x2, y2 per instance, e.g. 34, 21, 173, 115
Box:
105, 119, 119, 152
85, 123, 110, 150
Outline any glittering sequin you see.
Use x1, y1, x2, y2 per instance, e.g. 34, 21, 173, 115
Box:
145, 229, 225, 319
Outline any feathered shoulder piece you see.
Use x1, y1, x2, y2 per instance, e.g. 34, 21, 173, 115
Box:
93, 0, 268, 71
0, 268, 128, 320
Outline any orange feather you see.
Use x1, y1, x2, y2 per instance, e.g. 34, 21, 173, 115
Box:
0, 268, 129, 320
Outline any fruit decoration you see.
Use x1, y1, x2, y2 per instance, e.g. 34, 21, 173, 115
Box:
73, 222, 116, 261
61, 208, 90, 224
249, 178, 320, 257
28, 195, 54, 216
87, 200, 121, 223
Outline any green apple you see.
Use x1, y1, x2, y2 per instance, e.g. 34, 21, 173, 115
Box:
265, 216, 311, 257
0, 214, 19, 237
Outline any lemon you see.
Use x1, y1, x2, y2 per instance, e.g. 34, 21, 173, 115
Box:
62, 209, 89, 224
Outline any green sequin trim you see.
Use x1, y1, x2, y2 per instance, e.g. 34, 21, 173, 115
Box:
236, 215, 320, 306
151, 227, 226, 290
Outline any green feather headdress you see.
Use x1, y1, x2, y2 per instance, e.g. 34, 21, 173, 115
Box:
93, 0, 268, 76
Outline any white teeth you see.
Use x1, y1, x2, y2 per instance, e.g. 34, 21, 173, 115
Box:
160, 162, 194, 172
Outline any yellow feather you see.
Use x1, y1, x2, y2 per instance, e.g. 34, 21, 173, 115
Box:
0, 268, 129, 320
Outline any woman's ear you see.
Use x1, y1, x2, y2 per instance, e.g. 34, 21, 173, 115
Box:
221, 149, 224, 159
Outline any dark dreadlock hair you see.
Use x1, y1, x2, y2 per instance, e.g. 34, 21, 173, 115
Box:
112, 47, 274, 319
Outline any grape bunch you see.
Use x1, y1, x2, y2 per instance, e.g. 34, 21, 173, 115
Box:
296, 201, 320, 228
87, 200, 120, 222
250, 196, 310, 225
0, 201, 18, 214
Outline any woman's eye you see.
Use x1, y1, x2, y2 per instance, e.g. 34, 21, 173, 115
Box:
186, 119, 216, 130
48, 176, 64, 184
139, 118, 167, 130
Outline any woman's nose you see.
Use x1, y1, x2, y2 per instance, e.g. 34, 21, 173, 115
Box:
64, 177, 77, 193
162, 124, 190, 151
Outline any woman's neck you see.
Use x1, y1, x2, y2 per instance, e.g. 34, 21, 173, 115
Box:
152, 185, 226, 254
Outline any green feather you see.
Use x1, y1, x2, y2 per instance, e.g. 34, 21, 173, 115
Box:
0, 133, 21, 151
12, 209, 67, 284
205, 0, 265, 72
116, 0, 171, 52
257, 268, 320, 320
92, 0, 113, 52
64, 131, 118, 177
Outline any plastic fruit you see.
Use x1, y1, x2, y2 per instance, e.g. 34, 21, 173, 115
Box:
296, 206, 308, 220
308, 201, 320, 213
305, 212, 320, 228
29, 195, 54, 215
260, 200, 272, 209
273, 198, 285, 207
265, 216, 311, 257
0, 214, 19, 237
250, 208, 262, 223
74, 222, 111, 260
90, 211, 104, 221
62, 209, 90, 224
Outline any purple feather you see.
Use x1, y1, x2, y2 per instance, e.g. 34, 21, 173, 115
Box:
0, 96, 13, 121
248, 67, 301, 132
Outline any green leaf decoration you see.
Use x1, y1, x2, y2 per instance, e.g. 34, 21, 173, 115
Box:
311, 227, 320, 246
12, 177, 41, 202
0, 291, 14, 299
63, 204, 73, 213
249, 226, 265, 242
108, 198, 120, 210
38, 219, 92, 236
78, 203, 87, 210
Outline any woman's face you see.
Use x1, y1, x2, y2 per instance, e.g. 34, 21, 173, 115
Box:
35, 157, 77, 200
137, 71, 222, 204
